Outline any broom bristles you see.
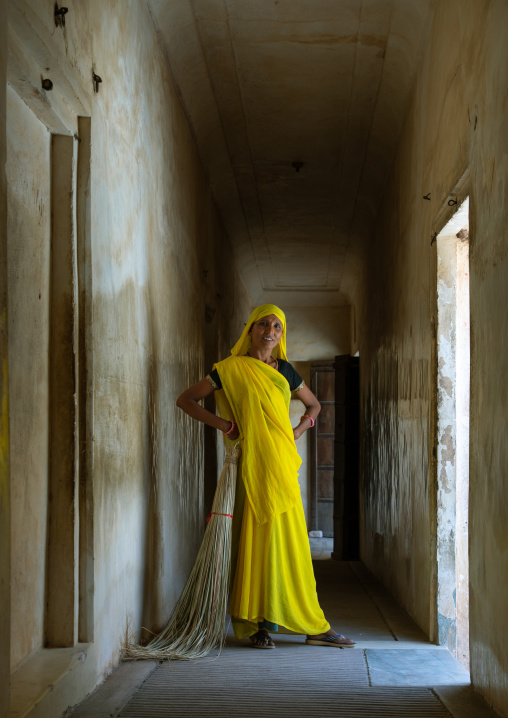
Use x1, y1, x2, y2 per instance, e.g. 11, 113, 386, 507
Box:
124, 443, 240, 661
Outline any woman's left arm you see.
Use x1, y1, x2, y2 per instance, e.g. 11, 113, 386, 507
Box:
293, 385, 321, 441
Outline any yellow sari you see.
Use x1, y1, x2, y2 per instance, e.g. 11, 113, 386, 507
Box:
213, 305, 330, 639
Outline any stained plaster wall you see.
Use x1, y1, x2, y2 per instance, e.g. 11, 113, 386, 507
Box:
0, 0, 10, 712
7, 86, 51, 670
6, 0, 251, 698
285, 306, 350, 362
356, 0, 508, 713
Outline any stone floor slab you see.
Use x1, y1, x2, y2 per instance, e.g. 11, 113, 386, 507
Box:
366, 648, 471, 687
67, 661, 157, 718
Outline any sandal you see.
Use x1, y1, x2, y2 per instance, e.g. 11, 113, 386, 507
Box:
305, 633, 356, 648
249, 628, 275, 649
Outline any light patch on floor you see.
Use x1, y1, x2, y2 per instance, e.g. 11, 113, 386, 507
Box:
309, 537, 333, 559
366, 648, 470, 687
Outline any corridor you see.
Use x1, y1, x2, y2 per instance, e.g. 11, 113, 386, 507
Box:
67, 557, 495, 718
1, 1, 508, 717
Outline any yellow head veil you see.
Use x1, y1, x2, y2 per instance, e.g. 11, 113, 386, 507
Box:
231, 304, 287, 360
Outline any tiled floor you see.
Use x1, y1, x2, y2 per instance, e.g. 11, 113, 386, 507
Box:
68, 558, 499, 718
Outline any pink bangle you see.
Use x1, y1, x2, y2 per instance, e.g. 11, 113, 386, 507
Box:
301, 415, 315, 428
223, 421, 235, 436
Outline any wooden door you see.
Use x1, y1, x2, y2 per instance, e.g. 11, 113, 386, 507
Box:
332, 355, 360, 560
310, 361, 335, 536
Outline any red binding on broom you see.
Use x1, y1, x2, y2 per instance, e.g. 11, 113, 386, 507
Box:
206, 512, 233, 523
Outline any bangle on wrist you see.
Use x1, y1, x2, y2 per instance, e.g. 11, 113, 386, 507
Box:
223, 421, 235, 436
301, 414, 315, 428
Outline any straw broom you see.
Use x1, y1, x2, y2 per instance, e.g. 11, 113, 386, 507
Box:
124, 442, 240, 661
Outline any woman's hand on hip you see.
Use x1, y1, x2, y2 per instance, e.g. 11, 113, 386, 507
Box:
225, 421, 240, 441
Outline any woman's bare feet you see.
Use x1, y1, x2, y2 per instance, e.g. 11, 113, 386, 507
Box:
249, 628, 276, 649
306, 628, 356, 647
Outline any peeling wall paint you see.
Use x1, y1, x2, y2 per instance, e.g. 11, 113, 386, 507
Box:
356, 0, 508, 714
435, 232, 459, 657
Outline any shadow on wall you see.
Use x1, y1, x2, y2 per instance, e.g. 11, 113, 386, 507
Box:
139, 288, 204, 641
141, 338, 160, 641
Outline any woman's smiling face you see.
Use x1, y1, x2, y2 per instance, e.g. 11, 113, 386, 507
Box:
248, 314, 283, 351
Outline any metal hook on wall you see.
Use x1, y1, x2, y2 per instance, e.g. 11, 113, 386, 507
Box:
448, 198, 458, 207
93, 73, 103, 94
54, 4, 69, 28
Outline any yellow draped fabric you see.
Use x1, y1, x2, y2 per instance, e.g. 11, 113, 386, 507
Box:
213, 305, 330, 639
214, 356, 301, 525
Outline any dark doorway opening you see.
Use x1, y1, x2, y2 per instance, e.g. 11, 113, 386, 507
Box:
332, 355, 360, 560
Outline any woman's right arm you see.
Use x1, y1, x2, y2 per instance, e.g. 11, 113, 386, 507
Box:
176, 379, 240, 440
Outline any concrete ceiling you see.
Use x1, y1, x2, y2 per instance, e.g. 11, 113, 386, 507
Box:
148, 0, 436, 307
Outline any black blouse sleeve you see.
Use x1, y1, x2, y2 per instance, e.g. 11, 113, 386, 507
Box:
278, 360, 305, 391
206, 367, 222, 390
207, 361, 303, 392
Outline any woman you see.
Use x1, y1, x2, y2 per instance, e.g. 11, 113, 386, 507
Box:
176, 304, 355, 649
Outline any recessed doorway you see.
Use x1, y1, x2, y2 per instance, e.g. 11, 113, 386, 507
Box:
434, 197, 470, 669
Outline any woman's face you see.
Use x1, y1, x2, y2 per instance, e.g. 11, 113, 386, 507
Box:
248, 314, 283, 351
